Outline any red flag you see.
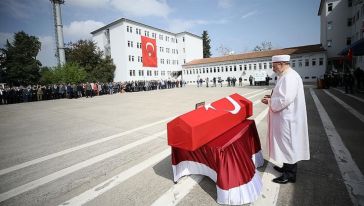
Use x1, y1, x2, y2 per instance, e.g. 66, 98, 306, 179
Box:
141, 36, 157, 67
167, 93, 253, 151
347, 48, 353, 62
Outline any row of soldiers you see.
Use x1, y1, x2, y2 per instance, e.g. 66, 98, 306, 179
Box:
0, 79, 185, 105
322, 67, 363, 92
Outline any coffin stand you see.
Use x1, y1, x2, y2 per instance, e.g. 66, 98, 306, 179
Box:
171, 120, 264, 205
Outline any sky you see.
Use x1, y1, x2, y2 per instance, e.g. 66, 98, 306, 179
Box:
0, 0, 321, 67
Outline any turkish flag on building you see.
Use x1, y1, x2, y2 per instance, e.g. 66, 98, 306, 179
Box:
141, 36, 157, 67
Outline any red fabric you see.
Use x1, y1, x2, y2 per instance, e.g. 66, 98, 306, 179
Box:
172, 120, 261, 190
347, 48, 353, 62
167, 93, 252, 151
141, 36, 157, 67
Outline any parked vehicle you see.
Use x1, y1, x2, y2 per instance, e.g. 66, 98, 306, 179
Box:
253, 71, 267, 86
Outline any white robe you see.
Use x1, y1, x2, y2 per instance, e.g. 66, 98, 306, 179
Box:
267, 68, 310, 164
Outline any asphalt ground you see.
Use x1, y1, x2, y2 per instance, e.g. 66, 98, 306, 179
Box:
0, 84, 363, 206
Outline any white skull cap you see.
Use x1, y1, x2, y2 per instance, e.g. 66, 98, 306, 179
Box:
272, 54, 290, 62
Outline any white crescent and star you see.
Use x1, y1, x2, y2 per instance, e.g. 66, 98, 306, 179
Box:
204, 96, 241, 115
145, 42, 154, 57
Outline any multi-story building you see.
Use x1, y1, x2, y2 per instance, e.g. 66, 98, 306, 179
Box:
318, 0, 364, 71
182, 45, 326, 84
91, 18, 203, 82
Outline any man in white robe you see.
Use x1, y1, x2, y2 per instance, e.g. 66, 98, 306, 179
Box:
261, 54, 310, 184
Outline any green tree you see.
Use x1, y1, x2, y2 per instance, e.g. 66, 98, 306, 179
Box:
40, 63, 86, 84
0, 31, 41, 86
65, 40, 115, 82
202, 30, 211, 58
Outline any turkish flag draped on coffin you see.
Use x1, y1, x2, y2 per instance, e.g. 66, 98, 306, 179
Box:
167, 93, 253, 151
141, 36, 158, 67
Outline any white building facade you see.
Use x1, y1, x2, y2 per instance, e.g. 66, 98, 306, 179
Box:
182, 45, 327, 84
318, 0, 364, 70
91, 18, 203, 82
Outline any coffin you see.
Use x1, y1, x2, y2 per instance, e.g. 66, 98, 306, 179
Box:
167, 93, 252, 151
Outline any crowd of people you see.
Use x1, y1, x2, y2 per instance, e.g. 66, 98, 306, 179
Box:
0, 79, 184, 105
197, 76, 246, 88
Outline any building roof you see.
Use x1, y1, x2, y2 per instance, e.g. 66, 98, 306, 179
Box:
183, 44, 325, 67
90, 18, 202, 39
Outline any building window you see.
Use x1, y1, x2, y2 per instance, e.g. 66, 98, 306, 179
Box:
244, 65, 247, 70
131, 41, 133, 47
183, 37, 185, 42
239, 65, 242, 71
292, 60, 296, 68
347, 37, 352, 45
328, 3, 333, 12
269, 62, 272, 68
128, 55, 131, 61
348, 18, 352, 27
264, 63, 267, 69
312, 58, 316, 66
249, 64, 252, 70
259, 63, 262, 69
327, 40, 332, 47
319, 58, 324, 66
234, 65, 237, 71
305, 59, 309, 67
128, 41, 131, 47
298, 60, 303, 67
327, 21, 333, 30
225, 66, 228, 72
253, 64, 256, 70
348, 0, 352, 7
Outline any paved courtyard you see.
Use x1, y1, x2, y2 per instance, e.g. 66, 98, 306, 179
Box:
0, 84, 363, 206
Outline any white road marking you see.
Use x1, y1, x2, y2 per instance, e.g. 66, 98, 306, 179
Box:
310, 88, 364, 206
151, 107, 269, 206
60, 148, 171, 206
333, 88, 364, 103
0, 117, 174, 176
0, 131, 166, 203
248, 89, 270, 99
323, 90, 364, 124
252, 161, 281, 206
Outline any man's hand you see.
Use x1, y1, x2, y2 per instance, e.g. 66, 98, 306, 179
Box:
261, 96, 270, 105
